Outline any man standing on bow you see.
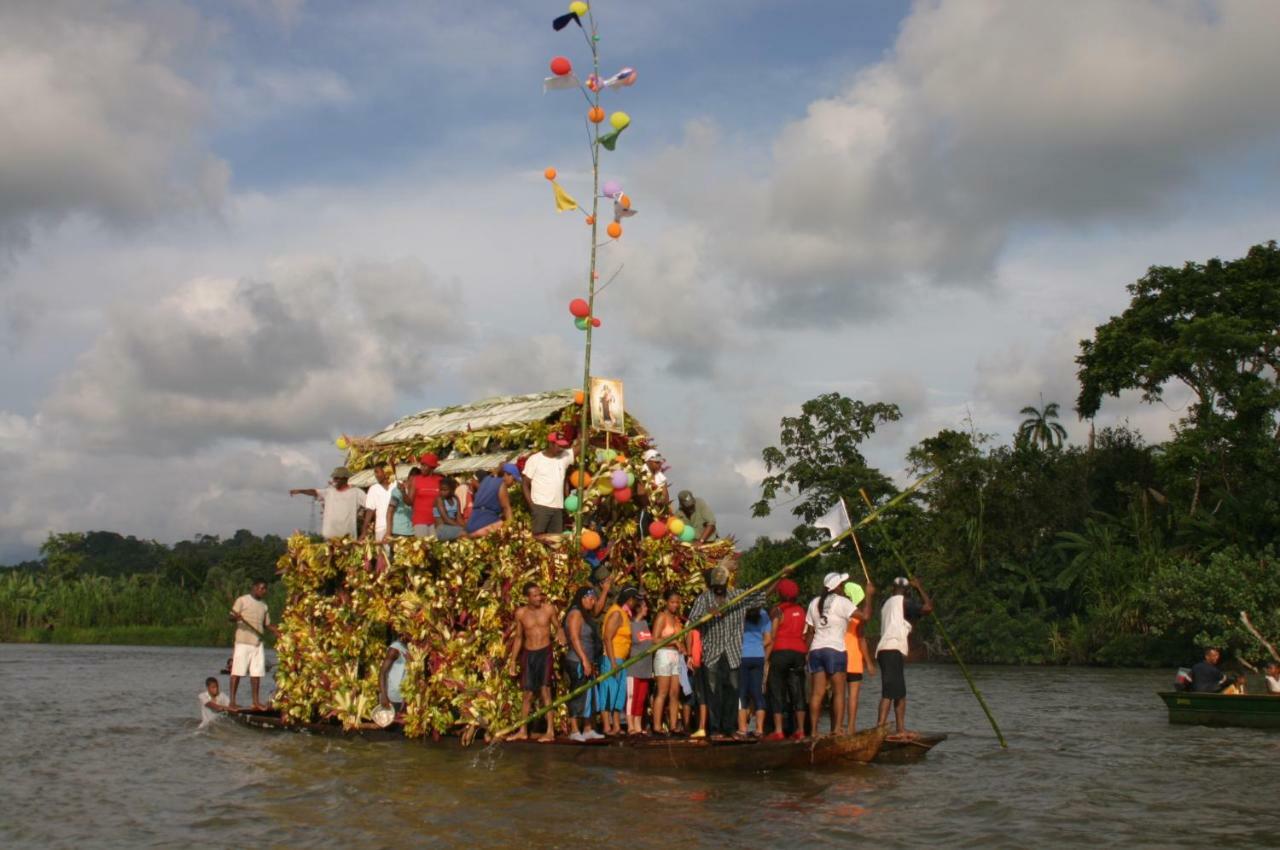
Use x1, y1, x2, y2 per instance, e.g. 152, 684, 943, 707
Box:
875, 575, 933, 739
688, 562, 768, 738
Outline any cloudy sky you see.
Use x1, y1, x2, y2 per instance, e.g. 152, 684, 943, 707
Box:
3, 0, 1280, 561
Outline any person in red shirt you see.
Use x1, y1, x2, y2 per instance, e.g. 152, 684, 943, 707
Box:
410, 453, 443, 538
764, 578, 809, 740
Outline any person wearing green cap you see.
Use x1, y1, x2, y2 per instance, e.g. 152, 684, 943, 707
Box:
841, 580, 876, 735
289, 467, 366, 540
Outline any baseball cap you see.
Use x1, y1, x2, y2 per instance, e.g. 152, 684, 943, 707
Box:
642, 449, 663, 462
500, 462, 522, 481
893, 576, 910, 588
618, 586, 640, 605
548, 432, 571, 447
823, 571, 850, 591
418, 452, 440, 468
678, 490, 694, 504
331, 466, 351, 479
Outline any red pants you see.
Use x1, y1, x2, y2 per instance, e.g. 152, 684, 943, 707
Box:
627, 676, 652, 718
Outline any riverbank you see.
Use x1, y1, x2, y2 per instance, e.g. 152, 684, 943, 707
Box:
4, 625, 229, 647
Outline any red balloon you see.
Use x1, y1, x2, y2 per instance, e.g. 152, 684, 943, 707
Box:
569, 298, 590, 318
614, 486, 633, 503
648, 520, 668, 539
591, 317, 601, 327
550, 56, 572, 76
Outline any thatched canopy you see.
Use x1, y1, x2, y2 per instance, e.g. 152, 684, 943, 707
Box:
346, 389, 646, 487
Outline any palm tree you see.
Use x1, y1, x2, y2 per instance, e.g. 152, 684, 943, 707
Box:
1018, 399, 1068, 449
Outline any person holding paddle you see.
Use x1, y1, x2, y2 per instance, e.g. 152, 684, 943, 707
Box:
228, 580, 280, 711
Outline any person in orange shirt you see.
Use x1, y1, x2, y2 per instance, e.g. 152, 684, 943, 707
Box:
841, 580, 876, 734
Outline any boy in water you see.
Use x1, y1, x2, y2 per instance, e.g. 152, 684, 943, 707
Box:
508, 582, 565, 741
198, 676, 232, 724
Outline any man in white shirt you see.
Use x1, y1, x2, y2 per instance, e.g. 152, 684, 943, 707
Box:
228, 580, 281, 710
642, 449, 669, 508
875, 576, 934, 738
290, 467, 366, 539
198, 676, 232, 725
361, 465, 394, 541
1265, 661, 1280, 694
521, 432, 575, 536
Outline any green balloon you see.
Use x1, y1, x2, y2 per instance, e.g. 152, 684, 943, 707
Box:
565, 493, 580, 513
574, 317, 589, 330
626, 471, 635, 488
679, 525, 696, 542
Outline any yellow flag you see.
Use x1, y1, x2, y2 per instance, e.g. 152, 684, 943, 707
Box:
551, 181, 579, 212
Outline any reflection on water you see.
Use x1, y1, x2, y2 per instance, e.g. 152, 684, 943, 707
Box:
2, 644, 1278, 848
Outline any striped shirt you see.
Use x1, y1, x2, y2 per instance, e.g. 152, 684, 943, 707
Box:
689, 587, 766, 669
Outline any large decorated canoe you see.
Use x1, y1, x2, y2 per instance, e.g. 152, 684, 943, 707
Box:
226, 709, 888, 771
1158, 691, 1280, 729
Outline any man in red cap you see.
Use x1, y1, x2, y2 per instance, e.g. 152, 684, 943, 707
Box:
521, 432, 575, 537
411, 452, 443, 538
765, 578, 808, 740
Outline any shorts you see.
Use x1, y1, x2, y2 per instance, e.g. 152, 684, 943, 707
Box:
767, 649, 806, 715
232, 642, 265, 677
520, 646, 552, 692
808, 647, 848, 676
530, 504, 565, 535
654, 648, 681, 677
847, 673, 863, 682
596, 656, 627, 712
413, 524, 437, 538
738, 657, 766, 710
878, 649, 907, 700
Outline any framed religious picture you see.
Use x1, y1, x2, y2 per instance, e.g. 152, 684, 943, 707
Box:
590, 376, 624, 434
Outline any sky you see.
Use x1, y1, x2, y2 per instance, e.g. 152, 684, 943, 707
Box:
3, 0, 1280, 562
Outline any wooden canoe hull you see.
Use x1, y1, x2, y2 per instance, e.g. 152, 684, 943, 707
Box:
227, 710, 888, 770
1159, 691, 1280, 729
871, 733, 947, 764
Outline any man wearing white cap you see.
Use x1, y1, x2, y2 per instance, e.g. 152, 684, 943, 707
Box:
642, 449, 669, 508
876, 575, 933, 739
804, 571, 874, 737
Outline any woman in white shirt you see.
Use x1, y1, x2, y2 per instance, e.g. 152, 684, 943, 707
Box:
804, 571, 874, 738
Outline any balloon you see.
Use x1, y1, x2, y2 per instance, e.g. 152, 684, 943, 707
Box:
584, 215, 594, 225
610, 469, 628, 489
586, 74, 600, 92
574, 317, 589, 330
648, 520, 668, 539
617, 67, 638, 87
591, 316, 601, 327
609, 111, 630, 130
607, 222, 622, 239
565, 492, 580, 513
626, 471, 635, 488
581, 529, 602, 550
335, 436, 348, 450
569, 470, 592, 488
588, 106, 605, 124
550, 56, 572, 76
594, 476, 614, 494
601, 179, 623, 199
614, 486, 632, 503
603, 449, 617, 461
574, 390, 585, 405
679, 525, 696, 542
569, 298, 590, 317
667, 517, 685, 535
544, 167, 557, 180
568, 1, 589, 16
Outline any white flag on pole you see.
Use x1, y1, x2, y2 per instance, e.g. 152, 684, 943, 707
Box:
813, 498, 851, 539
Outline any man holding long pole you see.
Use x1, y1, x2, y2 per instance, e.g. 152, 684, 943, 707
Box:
874, 575, 933, 739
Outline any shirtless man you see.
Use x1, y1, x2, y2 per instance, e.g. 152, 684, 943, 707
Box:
508, 582, 566, 741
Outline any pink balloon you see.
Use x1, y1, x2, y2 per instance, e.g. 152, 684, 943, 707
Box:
601, 180, 623, 199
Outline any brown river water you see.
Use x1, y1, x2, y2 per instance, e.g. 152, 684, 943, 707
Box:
3, 643, 1278, 848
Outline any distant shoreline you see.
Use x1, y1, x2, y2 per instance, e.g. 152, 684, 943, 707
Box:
3, 625, 230, 647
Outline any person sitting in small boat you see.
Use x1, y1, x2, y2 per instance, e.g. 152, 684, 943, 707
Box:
1190, 647, 1229, 692
508, 582, 565, 741
1265, 661, 1280, 694
379, 634, 410, 716
198, 676, 232, 725
1221, 673, 1248, 695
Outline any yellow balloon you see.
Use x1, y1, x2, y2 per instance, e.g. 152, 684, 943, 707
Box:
609, 111, 630, 131
568, 1, 589, 16
667, 517, 685, 535
335, 437, 348, 450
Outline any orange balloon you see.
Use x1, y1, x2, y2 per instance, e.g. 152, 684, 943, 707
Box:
619, 194, 631, 210
584, 215, 594, 225
574, 390, 585, 405
581, 529, 602, 550
569, 470, 593, 488
588, 106, 605, 124
544, 167, 557, 181
607, 222, 622, 239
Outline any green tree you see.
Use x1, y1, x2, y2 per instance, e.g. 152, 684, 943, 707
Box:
1017, 400, 1068, 450
750, 393, 901, 529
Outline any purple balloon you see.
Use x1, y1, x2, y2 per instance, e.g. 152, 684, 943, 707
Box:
601, 180, 623, 199
610, 469, 629, 489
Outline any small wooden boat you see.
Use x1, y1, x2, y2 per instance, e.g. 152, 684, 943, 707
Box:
872, 733, 947, 764
227, 709, 888, 770
1159, 691, 1280, 729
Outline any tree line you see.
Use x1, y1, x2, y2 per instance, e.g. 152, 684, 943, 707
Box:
740, 241, 1280, 668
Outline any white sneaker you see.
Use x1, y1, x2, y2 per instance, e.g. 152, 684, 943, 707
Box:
569, 732, 587, 742
583, 729, 605, 740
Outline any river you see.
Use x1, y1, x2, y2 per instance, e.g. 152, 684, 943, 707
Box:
2, 643, 1277, 848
